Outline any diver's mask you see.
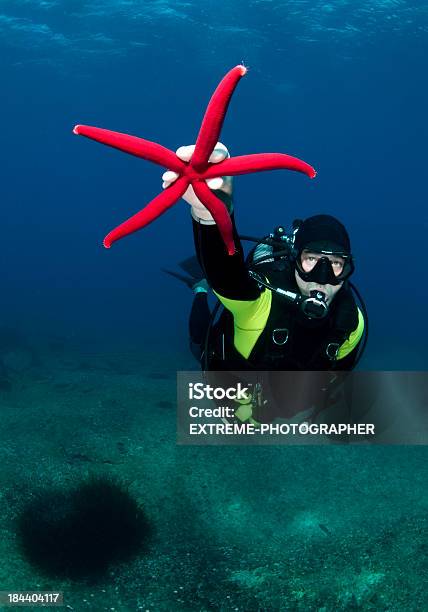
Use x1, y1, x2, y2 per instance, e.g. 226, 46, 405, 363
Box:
247, 216, 355, 320
295, 249, 354, 286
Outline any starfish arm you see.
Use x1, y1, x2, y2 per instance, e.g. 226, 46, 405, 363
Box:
103, 176, 189, 248
201, 153, 317, 180
73, 125, 185, 173
191, 65, 247, 173
192, 180, 236, 256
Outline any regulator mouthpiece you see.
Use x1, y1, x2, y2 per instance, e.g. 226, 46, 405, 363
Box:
300, 290, 329, 319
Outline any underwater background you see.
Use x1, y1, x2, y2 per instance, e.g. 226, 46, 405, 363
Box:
0, 0, 427, 610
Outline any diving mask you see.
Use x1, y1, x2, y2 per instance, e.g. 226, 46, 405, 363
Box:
295, 249, 354, 286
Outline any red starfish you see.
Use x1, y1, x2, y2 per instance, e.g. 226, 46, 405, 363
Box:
73, 65, 316, 255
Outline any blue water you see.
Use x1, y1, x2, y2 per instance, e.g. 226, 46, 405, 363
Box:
1, 2, 428, 610
1, 0, 427, 367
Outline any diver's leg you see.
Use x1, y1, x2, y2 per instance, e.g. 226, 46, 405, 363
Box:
189, 281, 211, 361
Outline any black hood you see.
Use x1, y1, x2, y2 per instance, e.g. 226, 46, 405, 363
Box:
294, 214, 351, 255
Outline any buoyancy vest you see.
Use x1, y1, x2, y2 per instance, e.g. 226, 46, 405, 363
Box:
206, 260, 360, 371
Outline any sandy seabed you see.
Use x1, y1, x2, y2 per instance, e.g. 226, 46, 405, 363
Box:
0, 340, 427, 611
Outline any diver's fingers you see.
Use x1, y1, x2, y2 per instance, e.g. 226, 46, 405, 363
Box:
176, 143, 229, 163
162, 170, 179, 189
176, 144, 195, 162
206, 143, 229, 190
206, 177, 224, 190
162, 170, 179, 183
163, 173, 225, 192
209, 142, 230, 163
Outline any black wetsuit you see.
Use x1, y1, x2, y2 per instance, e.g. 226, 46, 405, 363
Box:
190, 214, 364, 372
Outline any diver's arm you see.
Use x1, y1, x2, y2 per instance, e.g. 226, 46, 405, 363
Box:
192, 208, 273, 360
163, 142, 261, 300
192, 211, 261, 300
184, 146, 272, 360
164, 142, 271, 361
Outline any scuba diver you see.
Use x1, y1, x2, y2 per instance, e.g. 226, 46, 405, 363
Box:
163, 143, 368, 425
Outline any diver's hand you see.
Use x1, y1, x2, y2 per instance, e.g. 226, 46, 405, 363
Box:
162, 142, 233, 222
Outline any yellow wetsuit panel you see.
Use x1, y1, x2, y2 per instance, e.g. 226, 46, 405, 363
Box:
213, 290, 364, 363
213, 288, 272, 359
337, 307, 365, 360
